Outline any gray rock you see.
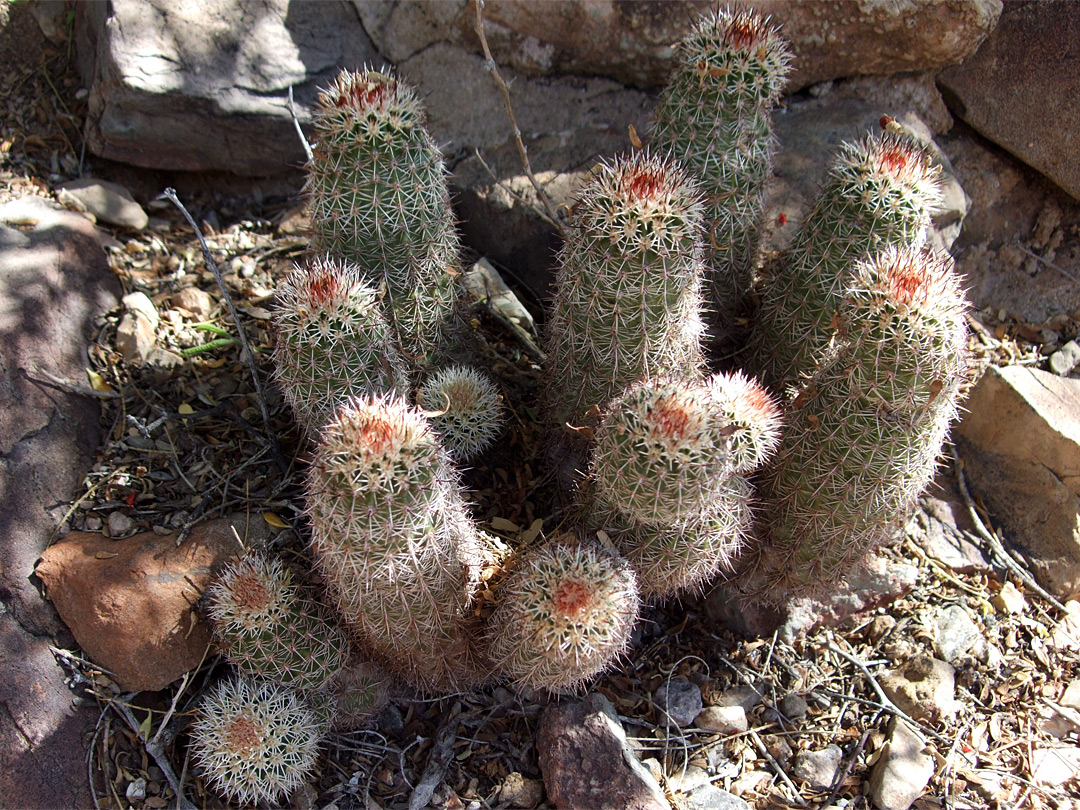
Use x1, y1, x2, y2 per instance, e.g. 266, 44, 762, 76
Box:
779, 693, 809, 723
869, 717, 935, 810
679, 784, 750, 810
791, 745, 843, 790
106, 510, 137, 538
75, 0, 379, 174
0, 194, 119, 810
694, 705, 748, 736
355, 0, 1000, 92
56, 177, 148, 230
654, 677, 703, 728
538, 693, 668, 810
934, 604, 987, 664
939, 3, 1080, 200
1050, 341, 1080, 377
880, 656, 958, 725
666, 764, 711, 794
913, 493, 991, 574
956, 366, 1080, 601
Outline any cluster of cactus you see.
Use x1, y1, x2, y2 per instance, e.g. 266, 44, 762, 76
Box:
189, 8, 973, 805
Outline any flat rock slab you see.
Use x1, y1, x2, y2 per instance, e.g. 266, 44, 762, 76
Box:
36, 515, 269, 692
0, 194, 120, 810
939, 3, 1080, 200
956, 365, 1080, 601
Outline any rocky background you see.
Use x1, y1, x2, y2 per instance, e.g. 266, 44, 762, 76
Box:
2, 1, 1080, 809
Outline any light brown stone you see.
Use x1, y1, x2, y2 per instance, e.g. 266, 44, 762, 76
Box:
34, 515, 266, 691
956, 365, 1080, 601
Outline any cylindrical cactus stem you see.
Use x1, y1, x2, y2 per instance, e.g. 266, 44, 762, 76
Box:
272, 255, 409, 434
325, 661, 392, 731
651, 8, 792, 333
542, 150, 708, 437
418, 365, 505, 462
588, 373, 780, 600
306, 69, 460, 367
204, 550, 351, 694
487, 536, 639, 693
749, 129, 943, 392
746, 246, 971, 603
189, 674, 325, 807
592, 481, 751, 602
590, 375, 780, 525
305, 393, 487, 693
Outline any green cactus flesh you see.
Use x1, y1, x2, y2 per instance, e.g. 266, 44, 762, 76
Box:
306, 69, 459, 366
205, 550, 350, 693
272, 255, 408, 434
305, 393, 487, 693
543, 150, 707, 432
651, 8, 792, 330
487, 538, 640, 693
750, 247, 970, 602
750, 131, 943, 392
190, 674, 325, 806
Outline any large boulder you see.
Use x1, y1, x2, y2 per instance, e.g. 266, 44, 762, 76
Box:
74, 0, 379, 174
955, 365, 1080, 601
355, 0, 1001, 92
0, 195, 121, 810
939, 2, 1080, 200
74, 0, 1001, 176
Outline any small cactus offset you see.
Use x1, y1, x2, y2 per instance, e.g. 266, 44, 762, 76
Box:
651, 7, 792, 332
588, 373, 781, 600
205, 550, 350, 693
272, 255, 408, 434
487, 537, 639, 693
749, 129, 943, 392
746, 246, 971, 603
306, 69, 459, 366
542, 150, 708, 435
305, 393, 488, 693
324, 662, 392, 731
189, 674, 325, 806
418, 365, 504, 461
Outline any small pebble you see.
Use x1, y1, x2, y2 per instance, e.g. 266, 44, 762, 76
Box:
1050, 340, 1080, 375
654, 677, 704, 727
791, 744, 843, 789
126, 777, 147, 802
84, 515, 103, 532
780, 693, 809, 722
107, 511, 136, 538
680, 784, 750, 810
695, 705, 748, 735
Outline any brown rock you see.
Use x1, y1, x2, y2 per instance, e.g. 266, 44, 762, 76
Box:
358, 0, 1001, 92
34, 516, 265, 692
880, 656, 958, 724
955, 365, 1080, 601
538, 693, 668, 810
939, 3, 1080, 200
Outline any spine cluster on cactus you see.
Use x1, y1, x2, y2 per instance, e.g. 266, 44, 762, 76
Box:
190, 674, 325, 807
651, 7, 792, 332
487, 538, 639, 693
305, 393, 487, 693
306, 69, 459, 367
272, 255, 408, 434
205, 550, 351, 693
745, 246, 970, 602
749, 130, 943, 392
418, 365, 505, 461
588, 374, 781, 599
542, 150, 708, 434
325, 662, 392, 730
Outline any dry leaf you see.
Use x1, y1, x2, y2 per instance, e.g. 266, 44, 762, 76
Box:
86, 369, 114, 394
263, 512, 290, 529
490, 517, 519, 533
94, 551, 119, 560
177, 402, 194, 415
